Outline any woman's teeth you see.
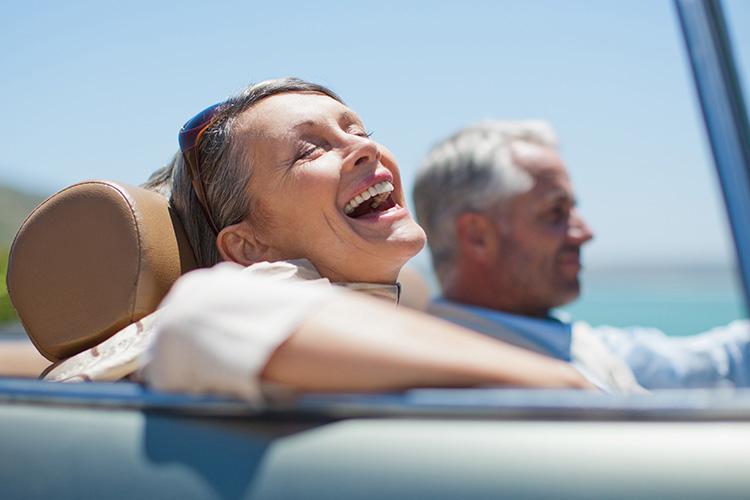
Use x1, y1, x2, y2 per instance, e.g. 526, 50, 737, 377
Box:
344, 181, 394, 215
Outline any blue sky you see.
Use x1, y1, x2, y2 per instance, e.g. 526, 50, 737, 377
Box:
2, 0, 749, 269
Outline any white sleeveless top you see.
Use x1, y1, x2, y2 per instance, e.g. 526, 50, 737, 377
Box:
45, 260, 399, 403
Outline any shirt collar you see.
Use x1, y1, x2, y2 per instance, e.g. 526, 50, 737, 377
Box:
433, 298, 573, 360
336, 282, 401, 305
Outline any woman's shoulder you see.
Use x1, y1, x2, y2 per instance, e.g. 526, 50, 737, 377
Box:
241, 259, 327, 284
174, 259, 327, 284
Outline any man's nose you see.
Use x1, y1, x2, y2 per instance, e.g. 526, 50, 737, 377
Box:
567, 209, 594, 245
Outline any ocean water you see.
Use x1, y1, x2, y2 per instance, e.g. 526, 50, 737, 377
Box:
560, 267, 747, 336
409, 256, 748, 337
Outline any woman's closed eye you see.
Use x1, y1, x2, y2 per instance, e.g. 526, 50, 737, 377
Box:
353, 130, 374, 139
294, 129, 372, 163
295, 141, 328, 162
344, 121, 373, 139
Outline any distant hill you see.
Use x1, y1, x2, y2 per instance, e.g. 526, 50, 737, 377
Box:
0, 184, 46, 249
1, 183, 46, 326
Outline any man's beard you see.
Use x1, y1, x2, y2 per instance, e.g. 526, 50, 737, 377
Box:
498, 239, 581, 314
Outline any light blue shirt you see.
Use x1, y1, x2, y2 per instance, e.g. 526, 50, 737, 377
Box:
430, 298, 750, 390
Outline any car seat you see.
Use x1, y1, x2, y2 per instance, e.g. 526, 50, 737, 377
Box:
6, 181, 197, 362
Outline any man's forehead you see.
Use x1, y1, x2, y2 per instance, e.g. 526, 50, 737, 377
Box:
510, 140, 566, 174
507, 142, 575, 202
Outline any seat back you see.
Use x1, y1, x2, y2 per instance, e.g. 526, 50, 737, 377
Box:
6, 181, 197, 361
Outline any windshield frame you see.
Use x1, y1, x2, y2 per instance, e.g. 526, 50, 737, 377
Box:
676, 0, 750, 314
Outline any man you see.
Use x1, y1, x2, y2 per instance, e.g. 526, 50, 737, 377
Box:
413, 120, 750, 392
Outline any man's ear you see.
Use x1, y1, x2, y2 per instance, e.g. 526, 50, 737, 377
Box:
216, 220, 270, 266
454, 212, 498, 263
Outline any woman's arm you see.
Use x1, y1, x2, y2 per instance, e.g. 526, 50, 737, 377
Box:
143, 264, 592, 400
264, 292, 592, 391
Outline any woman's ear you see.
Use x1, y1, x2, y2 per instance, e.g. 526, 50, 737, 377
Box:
216, 220, 270, 266
454, 212, 498, 264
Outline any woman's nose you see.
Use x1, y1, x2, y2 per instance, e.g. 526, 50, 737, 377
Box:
347, 136, 381, 170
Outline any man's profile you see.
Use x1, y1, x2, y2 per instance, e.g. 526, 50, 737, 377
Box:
413, 120, 750, 392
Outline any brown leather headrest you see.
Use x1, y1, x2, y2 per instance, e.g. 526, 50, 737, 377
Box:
6, 181, 197, 361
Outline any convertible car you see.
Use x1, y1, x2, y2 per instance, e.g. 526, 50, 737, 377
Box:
2, 1, 750, 499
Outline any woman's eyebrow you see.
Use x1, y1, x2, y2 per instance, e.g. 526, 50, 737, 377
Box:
290, 119, 318, 133
287, 110, 362, 134
339, 110, 360, 123
339, 110, 365, 128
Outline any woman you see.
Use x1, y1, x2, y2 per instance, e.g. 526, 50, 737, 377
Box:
140, 78, 593, 400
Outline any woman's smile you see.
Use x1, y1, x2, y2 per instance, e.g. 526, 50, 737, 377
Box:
342, 171, 395, 216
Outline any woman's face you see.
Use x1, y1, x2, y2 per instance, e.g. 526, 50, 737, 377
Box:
234, 92, 426, 283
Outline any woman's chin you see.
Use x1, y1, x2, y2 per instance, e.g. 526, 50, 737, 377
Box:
366, 226, 426, 283
311, 215, 426, 284
393, 222, 427, 258
317, 238, 424, 284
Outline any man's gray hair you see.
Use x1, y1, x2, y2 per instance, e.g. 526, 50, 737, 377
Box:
143, 78, 343, 267
413, 120, 558, 286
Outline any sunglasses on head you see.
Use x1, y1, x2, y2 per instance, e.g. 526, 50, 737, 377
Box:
178, 103, 222, 235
